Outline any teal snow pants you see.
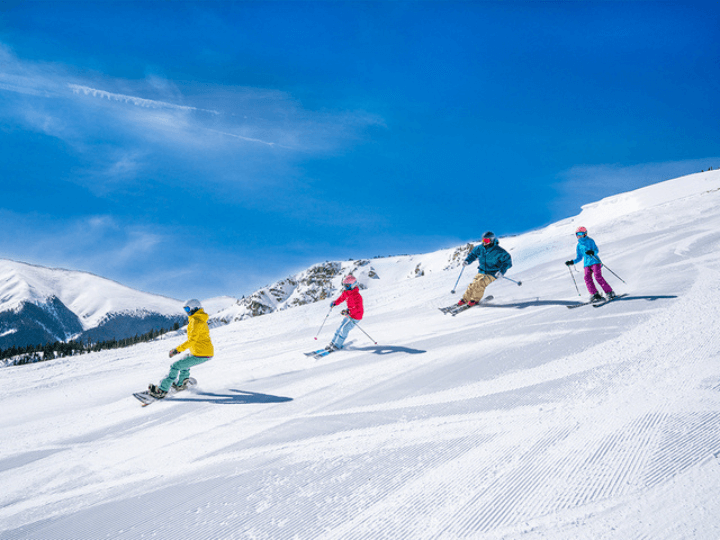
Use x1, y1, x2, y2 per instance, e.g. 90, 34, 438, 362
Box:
160, 355, 212, 392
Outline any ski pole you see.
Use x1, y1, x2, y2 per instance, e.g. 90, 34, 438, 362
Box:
567, 264, 581, 296
313, 307, 333, 341
502, 275, 522, 286
588, 255, 627, 285
353, 320, 378, 345
450, 265, 465, 294
599, 264, 626, 284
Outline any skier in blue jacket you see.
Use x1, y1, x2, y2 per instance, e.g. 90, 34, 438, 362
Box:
565, 226, 616, 302
459, 231, 512, 306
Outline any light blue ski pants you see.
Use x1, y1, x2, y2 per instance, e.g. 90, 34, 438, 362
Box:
160, 354, 212, 392
331, 317, 357, 349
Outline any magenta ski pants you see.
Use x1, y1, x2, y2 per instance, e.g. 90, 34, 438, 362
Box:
584, 264, 613, 295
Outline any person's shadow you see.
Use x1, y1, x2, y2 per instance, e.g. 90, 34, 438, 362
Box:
171, 389, 293, 405
349, 345, 426, 355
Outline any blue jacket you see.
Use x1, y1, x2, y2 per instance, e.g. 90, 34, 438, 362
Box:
465, 242, 513, 275
572, 236, 602, 267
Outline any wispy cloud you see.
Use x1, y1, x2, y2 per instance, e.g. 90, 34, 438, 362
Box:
205, 128, 283, 148
0, 42, 384, 191
68, 84, 219, 115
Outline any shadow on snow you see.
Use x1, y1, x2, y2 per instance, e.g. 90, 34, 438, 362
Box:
171, 389, 293, 405
349, 345, 427, 355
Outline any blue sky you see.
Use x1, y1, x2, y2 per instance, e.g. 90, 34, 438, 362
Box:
1, 1, 718, 301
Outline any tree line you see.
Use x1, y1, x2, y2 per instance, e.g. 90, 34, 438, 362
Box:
1, 322, 182, 367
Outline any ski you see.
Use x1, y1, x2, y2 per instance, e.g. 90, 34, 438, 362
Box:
440, 295, 493, 316
567, 299, 599, 309
133, 377, 197, 407
567, 293, 627, 309
592, 293, 628, 307
304, 348, 336, 359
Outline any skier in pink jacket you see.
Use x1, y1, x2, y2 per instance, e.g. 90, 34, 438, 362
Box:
326, 275, 364, 351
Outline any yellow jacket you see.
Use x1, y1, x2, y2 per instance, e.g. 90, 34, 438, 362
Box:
176, 309, 214, 357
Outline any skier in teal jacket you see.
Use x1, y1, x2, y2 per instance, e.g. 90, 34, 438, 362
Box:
459, 231, 512, 306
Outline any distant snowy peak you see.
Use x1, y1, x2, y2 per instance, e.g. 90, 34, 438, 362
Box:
0, 259, 183, 329
0, 259, 187, 350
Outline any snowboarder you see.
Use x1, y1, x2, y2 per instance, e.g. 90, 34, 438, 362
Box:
147, 299, 214, 399
565, 226, 616, 303
459, 231, 513, 306
326, 275, 364, 351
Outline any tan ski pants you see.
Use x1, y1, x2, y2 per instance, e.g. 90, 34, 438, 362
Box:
462, 273, 496, 303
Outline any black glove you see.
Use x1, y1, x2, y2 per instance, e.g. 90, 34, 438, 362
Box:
585, 250, 595, 256
565, 260, 574, 266
341, 309, 349, 316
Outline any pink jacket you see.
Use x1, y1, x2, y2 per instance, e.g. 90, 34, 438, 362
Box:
332, 287, 364, 320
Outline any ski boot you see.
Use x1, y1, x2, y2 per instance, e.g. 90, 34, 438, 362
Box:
606, 291, 617, 300
457, 299, 467, 307
147, 384, 167, 399
325, 343, 339, 352
590, 293, 604, 303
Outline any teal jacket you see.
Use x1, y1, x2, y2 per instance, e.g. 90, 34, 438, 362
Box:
466, 242, 513, 275
572, 236, 602, 267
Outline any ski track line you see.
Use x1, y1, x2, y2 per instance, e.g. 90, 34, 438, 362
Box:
324, 432, 522, 540
149, 435, 483, 540
643, 412, 720, 489
432, 425, 576, 536
8, 430, 493, 539
287, 437, 486, 540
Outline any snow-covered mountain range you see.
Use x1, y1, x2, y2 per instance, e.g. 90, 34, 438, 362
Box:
1, 169, 720, 539
0, 260, 185, 349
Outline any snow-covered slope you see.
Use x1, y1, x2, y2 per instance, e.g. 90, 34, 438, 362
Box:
1, 170, 719, 540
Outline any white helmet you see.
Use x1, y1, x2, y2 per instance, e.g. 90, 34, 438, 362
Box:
183, 298, 202, 315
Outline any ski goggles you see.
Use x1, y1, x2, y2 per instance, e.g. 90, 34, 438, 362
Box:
576, 232, 586, 237
183, 306, 192, 314
482, 237, 494, 245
